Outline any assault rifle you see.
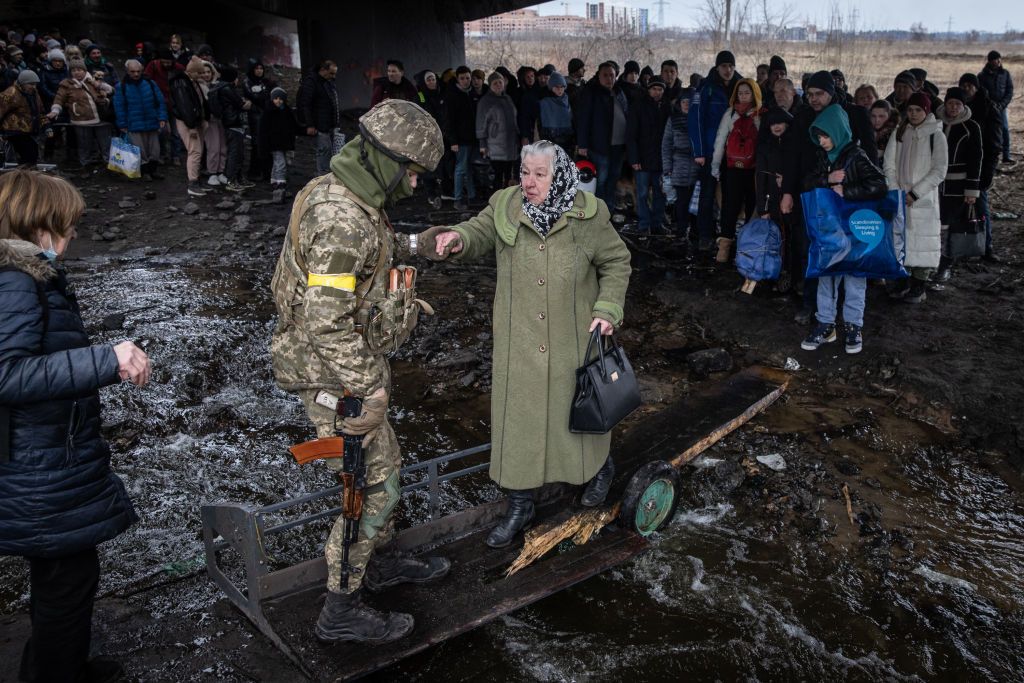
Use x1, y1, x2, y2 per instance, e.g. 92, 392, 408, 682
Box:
288, 394, 366, 590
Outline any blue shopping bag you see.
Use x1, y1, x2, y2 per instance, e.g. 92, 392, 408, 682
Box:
801, 188, 907, 280
735, 217, 782, 281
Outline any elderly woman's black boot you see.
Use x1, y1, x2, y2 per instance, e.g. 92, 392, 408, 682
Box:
486, 489, 535, 548
581, 455, 615, 507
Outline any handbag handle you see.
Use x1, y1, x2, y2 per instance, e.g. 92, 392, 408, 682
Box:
584, 327, 620, 381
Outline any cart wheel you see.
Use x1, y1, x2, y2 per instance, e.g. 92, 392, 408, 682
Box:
620, 461, 681, 536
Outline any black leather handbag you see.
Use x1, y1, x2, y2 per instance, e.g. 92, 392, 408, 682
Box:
569, 329, 642, 434
947, 203, 986, 260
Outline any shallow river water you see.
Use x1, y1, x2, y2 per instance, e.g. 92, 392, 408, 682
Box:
2, 250, 1021, 681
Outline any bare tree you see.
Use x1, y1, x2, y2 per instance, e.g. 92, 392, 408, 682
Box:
909, 22, 928, 42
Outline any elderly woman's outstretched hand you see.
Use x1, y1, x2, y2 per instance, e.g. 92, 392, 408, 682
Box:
416, 227, 463, 262
434, 231, 463, 256
589, 318, 614, 336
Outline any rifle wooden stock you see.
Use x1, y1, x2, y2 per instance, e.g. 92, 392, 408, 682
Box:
340, 472, 364, 519
289, 437, 344, 465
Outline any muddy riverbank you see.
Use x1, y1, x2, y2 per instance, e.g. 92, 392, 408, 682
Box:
1, 138, 1022, 681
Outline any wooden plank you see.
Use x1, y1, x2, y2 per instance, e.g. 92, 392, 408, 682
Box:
264, 522, 648, 680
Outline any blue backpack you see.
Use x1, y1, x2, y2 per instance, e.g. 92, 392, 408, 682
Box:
735, 218, 783, 281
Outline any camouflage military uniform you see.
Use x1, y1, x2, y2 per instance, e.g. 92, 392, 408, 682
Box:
270, 100, 443, 596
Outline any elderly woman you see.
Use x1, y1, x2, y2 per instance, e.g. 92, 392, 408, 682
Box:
422, 141, 632, 548
0, 170, 151, 682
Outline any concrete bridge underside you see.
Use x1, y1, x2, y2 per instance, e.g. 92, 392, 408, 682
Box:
7, 0, 536, 108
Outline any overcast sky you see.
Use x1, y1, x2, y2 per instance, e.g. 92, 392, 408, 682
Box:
533, 1, 1022, 33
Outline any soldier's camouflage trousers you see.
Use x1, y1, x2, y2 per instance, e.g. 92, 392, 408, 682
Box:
299, 388, 402, 594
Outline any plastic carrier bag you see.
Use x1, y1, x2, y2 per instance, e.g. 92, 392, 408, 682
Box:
801, 188, 908, 280
689, 180, 701, 216
107, 136, 141, 179
735, 217, 783, 281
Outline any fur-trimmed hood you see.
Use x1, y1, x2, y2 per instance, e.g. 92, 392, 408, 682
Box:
0, 238, 56, 282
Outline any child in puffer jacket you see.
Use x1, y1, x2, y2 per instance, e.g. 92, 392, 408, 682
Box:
799, 104, 887, 355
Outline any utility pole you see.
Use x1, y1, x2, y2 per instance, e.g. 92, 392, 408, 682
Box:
561, 1, 570, 15
724, 0, 732, 45
947, 15, 953, 38
653, 0, 669, 28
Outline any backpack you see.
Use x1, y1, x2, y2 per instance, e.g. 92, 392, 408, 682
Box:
726, 113, 757, 169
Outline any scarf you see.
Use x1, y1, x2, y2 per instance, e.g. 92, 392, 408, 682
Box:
521, 144, 579, 237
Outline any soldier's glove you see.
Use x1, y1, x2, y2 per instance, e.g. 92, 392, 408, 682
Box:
340, 387, 388, 445
417, 226, 462, 262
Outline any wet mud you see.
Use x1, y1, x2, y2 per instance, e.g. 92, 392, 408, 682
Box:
1, 142, 1023, 681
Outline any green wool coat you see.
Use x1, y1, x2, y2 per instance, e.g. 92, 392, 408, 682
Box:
451, 187, 632, 490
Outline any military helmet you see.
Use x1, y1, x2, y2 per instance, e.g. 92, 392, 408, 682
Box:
359, 99, 443, 172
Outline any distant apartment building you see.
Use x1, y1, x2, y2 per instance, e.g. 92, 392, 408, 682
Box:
465, 8, 600, 36
585, 2, 649, 35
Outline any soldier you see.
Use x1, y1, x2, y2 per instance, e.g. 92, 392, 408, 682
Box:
270, 99, 449, 644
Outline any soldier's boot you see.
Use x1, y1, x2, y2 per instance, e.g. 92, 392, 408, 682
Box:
580, 455, 616, 507
363, 552, 451, 594
314, 590, 414, 644
485, 489, 535, 549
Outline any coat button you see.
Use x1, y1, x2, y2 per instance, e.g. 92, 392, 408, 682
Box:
538, 243, 546, 251
538, 278, 545, 286
539, 344, 547, 352
577, 210, 585, 218
538, 312, 545, 320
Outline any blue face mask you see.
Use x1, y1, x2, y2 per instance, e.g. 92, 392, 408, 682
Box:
42, 235, 58, 262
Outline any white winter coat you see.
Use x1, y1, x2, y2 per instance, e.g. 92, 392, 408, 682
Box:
884, 114, 947, 269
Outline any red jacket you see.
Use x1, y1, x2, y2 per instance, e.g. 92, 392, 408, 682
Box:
143, 60, 184, 101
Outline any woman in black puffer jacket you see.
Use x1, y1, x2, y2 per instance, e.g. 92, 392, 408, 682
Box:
0, 170, 151, 683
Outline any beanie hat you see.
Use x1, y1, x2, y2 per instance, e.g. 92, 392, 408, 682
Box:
765, 107, 794, 126
640, 65, 654, 78
624, 60, 640, 75
17, 69, 40, 85
547, 71, 567, 88
68, 58, 86, 72
908, 67, 927, 81
907, 91, 932, 114
678, 87, 694, 101
894, 71, 917, 89
270, 86, 287, 100
959, 72, 981, 89
647, 77, 666, 90
24, 33, 36, 45
568, 58, 584, 73
45, 38, 60, 50
77, 39, 92, 51
944, 87, 966, 105
806, 70, 836, 96
830, 69, 845, 81
7, 45, 23, 57
769, 55, 786, 72
716, 50, 735, 67
987, 50, 1001, 61
47, 48, 65, 63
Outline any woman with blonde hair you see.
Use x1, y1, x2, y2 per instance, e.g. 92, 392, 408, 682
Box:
0, 170, 151, 681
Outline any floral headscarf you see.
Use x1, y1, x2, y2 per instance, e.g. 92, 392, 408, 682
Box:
521, 142, 580, 237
